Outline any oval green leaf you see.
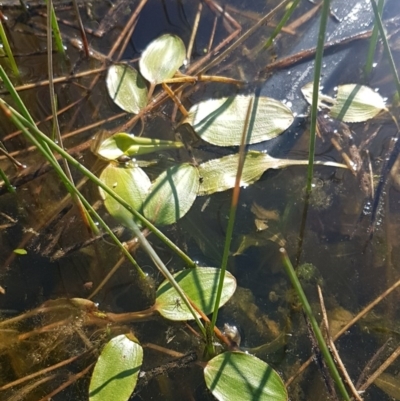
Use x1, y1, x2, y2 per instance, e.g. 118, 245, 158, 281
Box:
13, 248, 27, 255
329, 84, 387, 122
99, 163, 151, 229
198, 151, 347, 196
97, 132, 185, 161
89, 334, 143, 401
106, 64, 148, 114
204, 352, 287, 401
155, 267, 236, 321
143, 163, 199, 226
183, 95, 294, 146
139, 34, 186, 84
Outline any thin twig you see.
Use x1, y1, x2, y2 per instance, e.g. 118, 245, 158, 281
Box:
187, 1, 202, 62
357, 344, 400, 393
318, 286, 364, 401
36, 363, 94, 401
0, 351, 91, 391
355, 338, 391, 389
286, 277, 400, 387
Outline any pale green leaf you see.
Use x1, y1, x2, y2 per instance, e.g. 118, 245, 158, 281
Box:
99, 163, 151, 229
198, 151, 347, 196
97, 132, 184, 161
301, 82, 335, 108
139, 34, 186, 84
155, 267, 236, 321
106, 64, 148, 114
204, 352, 287, 401
89, 334, 143, 401
143, 163, 199, 226
329, 84, 387, 122
183, 95, 294, 146
13, 248, 27, 255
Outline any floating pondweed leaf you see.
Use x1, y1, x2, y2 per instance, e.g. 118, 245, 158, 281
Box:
97, 132, 184, 161
204, 352, 287, 401
143, 163, 199, 226
155, 267, 236, 321
89, 334, 143, 401
139, 34, 186, 84
198, 151, 347, 196
99, 163, 151, 229
183, 95, 294, 146
106, 64, 148, 114
330, 84, 387, 122
301, 82, 387, 122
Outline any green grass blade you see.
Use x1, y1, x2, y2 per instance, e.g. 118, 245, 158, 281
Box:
210, 97, 254, 331
364, 0, 384, 78
0, 20, 19, 77
0, 65, 35, 125
264, 0, 301, 49
45, 0, 65, 54
280, 248, 350, 401
370, 0, 400, 97
306, 0, 331, 194
0, 167, 15, 193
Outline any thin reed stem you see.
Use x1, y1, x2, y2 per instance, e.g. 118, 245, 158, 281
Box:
306, 0, 330, 194
0, 20, 19, 77
280, 248, 350, 401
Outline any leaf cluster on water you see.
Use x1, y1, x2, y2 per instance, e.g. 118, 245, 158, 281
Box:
92, 32, 378, 401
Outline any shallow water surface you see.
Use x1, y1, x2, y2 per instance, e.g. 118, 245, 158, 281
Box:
1, 1, 400, 400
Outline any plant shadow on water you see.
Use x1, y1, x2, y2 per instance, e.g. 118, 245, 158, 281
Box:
1, 0, 400, 400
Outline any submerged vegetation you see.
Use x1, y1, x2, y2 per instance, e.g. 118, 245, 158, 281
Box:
1, 0, 400, 400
